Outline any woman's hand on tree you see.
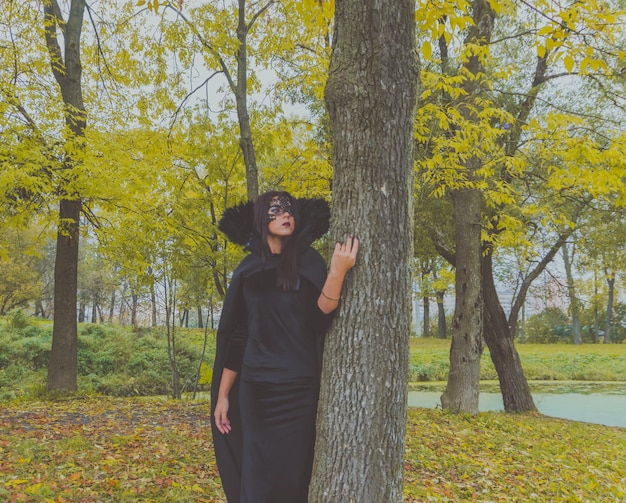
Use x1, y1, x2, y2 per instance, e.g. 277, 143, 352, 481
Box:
329, 235, 359, 276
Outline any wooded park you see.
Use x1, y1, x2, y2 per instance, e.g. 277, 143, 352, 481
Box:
1, 0, 625, 501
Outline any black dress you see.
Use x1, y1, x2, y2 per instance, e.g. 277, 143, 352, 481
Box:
211, 248, 334, 503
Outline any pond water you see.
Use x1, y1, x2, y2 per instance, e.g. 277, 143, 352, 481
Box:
408, 382, 626, 428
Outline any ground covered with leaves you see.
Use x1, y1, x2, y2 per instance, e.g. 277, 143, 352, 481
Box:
1, 397, 624, 502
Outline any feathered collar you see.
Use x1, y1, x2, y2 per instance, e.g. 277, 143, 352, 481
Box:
218, 197, 330, 255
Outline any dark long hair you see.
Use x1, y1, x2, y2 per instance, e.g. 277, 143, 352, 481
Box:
253, 191, 300, 291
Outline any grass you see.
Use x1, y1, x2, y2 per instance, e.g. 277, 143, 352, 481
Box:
0, 397, 624, 502
409, 337, 626, 383
2, 317, 624, 399
0, 333, 624, 501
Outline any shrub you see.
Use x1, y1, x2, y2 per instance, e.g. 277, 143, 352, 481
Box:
6, 309, 31, 331
524, 307, 571, 343
77, 335, 115, 376
22, 337, 50, 370
0, 341, 11, 369
1, 319, 213, 398
20, 325, 50, 338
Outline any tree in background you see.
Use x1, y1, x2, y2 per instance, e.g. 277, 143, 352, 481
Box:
0, 228, 47, 315
440, 0, 496, 414
309, 0, 418, 500
415, 0, 626, 412
414, 185, 455, 339
42, 0, 87, 392
562, 240, 583, 344
2, 0, 625, 414
577, 205, 626, 343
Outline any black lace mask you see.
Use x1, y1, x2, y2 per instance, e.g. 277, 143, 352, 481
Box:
267, 196, 294, 221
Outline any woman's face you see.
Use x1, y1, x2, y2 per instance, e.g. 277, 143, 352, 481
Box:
267, 195, 295, 239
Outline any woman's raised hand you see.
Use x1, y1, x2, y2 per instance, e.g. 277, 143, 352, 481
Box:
329, 236, 359, 276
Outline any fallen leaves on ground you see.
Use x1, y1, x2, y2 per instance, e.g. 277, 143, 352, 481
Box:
405, 409, 626, 502
1, 397, 624, 502
0, 397, 224, 502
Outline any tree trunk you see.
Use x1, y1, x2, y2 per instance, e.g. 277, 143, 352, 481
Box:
131, 293, 138, 327
604, 272, 615, 344
48, 200, 81, 391
422, 295, 430, 337
440, 0, 494, 414
309, 0, 417, 500
436, 290, 446, 339
164, 277, 181, 399
44, 0, 86, 392
197, 305, 203, 329
594, 268, 600, 343
483, 222, 575, 411
108, 290, 116, 323
235, 0, 259, 200
562, 242, 582, 344
482, 252, 536, 411
150, 279, 157, 327
179, 308, 189, 327
519, 302, 526, 344
441, 189, 483, 414
116, 285, 125, 323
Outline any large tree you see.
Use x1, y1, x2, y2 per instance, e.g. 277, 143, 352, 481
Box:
439, 0, 495, 414
43, 0, 87, 391
309, 0, 418, 501
416, 0, 626, 412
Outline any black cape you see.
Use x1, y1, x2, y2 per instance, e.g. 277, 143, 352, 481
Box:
210, 198, 330, 503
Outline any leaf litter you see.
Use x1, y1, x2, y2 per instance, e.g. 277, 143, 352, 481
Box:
1, 397, 624, 502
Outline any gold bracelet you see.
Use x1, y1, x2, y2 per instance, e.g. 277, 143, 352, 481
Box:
321, 290, 341, 301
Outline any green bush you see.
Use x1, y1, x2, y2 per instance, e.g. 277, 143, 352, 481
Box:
524, 303, 626, 344
22, 337, 50, 370
0, 340, 11, 369
20, 325, 50, 338
580, 302, 626, 344
6, 309, 31, 331
524, 307, 571, 343
0, 317, 215, 399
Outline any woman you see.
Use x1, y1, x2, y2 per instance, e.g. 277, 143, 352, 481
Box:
210, 191, 358, 503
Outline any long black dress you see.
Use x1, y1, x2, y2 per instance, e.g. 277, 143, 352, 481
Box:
210, 199, 332, 503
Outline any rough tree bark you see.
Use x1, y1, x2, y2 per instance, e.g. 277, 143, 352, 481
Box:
441, 188, 483, 414
44, 0, 86, 392
436, 291, 447, 339
309, 0, 418, 501
440, 0, 495, 414
482, 252, 536, 411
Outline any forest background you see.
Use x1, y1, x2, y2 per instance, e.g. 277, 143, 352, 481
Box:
1, 0, 626, 501
0, 0, 625, 398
